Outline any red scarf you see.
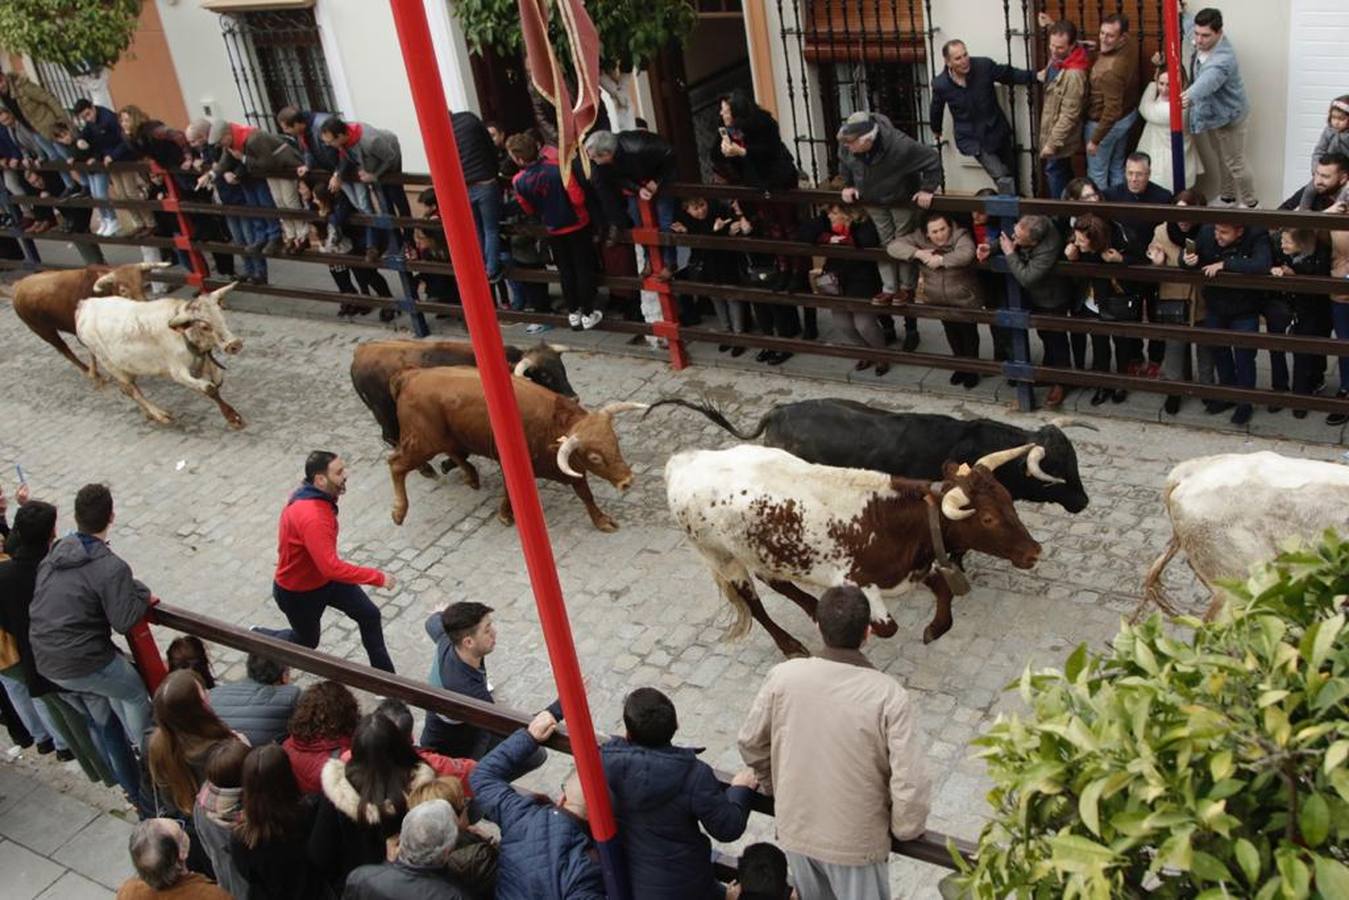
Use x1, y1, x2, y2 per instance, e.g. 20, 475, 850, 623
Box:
1055, 45, 1091, 73
338, 122, 364, 158
229, 121, 255, 150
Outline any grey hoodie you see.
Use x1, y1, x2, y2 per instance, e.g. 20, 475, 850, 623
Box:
29, 534, 151, 680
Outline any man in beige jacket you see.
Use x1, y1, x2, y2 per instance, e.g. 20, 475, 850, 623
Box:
738, 586, 930, 899
1037, 17, 1090, 200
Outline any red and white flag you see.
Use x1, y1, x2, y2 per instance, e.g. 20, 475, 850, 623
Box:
518, 0, 602, 184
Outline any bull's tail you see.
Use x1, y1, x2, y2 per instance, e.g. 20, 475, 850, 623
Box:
643, 398, 769, 441
714, 572, 755, 641
1134, 535, 1181, 622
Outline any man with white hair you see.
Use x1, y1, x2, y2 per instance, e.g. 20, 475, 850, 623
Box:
341, 799, 473, 899
116, 818, 230, 899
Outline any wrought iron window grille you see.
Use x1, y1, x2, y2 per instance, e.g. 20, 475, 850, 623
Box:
219, 9, 338, 132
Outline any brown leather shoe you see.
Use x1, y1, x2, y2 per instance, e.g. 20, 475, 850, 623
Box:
870, 291, 895, 307
891, 287, 914, 307
1044, 385, 1065, 409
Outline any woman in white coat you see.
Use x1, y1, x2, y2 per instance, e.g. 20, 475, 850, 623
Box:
1136, 67, 1202, 193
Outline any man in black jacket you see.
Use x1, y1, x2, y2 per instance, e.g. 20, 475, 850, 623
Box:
1104, 152, 1173, 371
451, 110, 504, 283
585, 128, 679, 273
1181, 221, 1272, 425
1001, 215, 1073, 408
930, 40, 1036, 195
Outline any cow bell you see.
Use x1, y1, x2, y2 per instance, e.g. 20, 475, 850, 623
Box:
935, 563, 971, 596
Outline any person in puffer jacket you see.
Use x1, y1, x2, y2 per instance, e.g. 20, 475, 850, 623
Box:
208, 652, 300, 747
468, 710, 605, 900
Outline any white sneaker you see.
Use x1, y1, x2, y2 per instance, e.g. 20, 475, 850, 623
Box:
581, 310, 603, 330
524, 323, 552, 335
568, 312, 582, 330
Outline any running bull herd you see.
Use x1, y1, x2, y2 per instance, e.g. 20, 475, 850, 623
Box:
6, 265, 1349, 657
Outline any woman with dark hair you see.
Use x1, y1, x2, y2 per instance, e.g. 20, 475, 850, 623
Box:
309, 712, 436, 892
712, 90, 812, 344
233, 743, 331, 900
0, 500, 111, 784
147, 668, 242, 815
1066, 212, 1143, 404
167, 636, 215, 689
191, 739, 251, 898
283, 680, 360, 794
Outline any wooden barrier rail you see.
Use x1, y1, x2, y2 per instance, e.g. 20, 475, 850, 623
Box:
144, 602, 975, 871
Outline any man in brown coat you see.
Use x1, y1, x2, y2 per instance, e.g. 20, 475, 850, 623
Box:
116, 819, 231, 900
738, 586, 930, 900
1037, 18, 1091, 199
1084, 13, 1141, 190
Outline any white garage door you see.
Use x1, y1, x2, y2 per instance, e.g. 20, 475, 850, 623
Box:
1283, 0, 1349, 200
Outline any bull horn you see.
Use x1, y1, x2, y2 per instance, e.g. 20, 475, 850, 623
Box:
137, 261, 172, 271
92, 271, 117, 293
1048, 416, 1100, 432
974, 443, 1035, 472
168, 312, 196, 330
513, 358, 532, 378
211, 281, 239, 298
546, 344, 572, 354
598, 401, 649, 417
940, 486, 975, 521
555, 434, 583, 478
1026, 445, 1066, 485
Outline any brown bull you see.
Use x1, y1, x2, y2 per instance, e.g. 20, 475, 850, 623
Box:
389, 366, 644, 532
3, 262, 170, 374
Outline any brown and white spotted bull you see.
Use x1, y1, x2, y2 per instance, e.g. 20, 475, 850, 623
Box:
665, 443, 1043, 657
3, 262, 171, 374
388, 366, 644, 532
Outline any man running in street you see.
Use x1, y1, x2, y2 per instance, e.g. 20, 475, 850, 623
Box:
255, 451, 397, 672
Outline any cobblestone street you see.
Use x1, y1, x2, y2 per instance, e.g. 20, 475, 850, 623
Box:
0, 296, 1340, 895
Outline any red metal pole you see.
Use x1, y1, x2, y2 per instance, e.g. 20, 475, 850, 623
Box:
386, 3, 628, 897
636, 197, 689, 369
1163, 0, 1187, 192
127, 602, 169, 694
152, 161, 210, 291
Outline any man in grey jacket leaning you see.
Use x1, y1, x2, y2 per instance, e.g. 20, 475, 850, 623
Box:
30, 483, 152, 751
836, 111, 942, 352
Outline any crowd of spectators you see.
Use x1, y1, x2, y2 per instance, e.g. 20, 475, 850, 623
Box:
0, 471, 920, 898
1, 3, 1347, 421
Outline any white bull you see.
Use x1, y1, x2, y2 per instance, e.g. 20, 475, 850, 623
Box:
74, 283, 247, 429
1140, 451, 1349, 620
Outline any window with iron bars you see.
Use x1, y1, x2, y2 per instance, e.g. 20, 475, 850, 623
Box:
219, 9, 337, 132
817, 61, 926, 178
32, 60, 90, 113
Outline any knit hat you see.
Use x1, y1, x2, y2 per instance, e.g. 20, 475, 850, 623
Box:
206, 118, 231, 145
837, 112, 877, 143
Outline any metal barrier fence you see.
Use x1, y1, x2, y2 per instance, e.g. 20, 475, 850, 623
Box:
3, 160, 1349, 422
135, 602, 974, 875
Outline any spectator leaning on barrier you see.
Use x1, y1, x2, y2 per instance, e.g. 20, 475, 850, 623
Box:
1146, 188, 1211, 416
204, 115, 307, 254
738, 586, 930, 900
72, 99, 127, 235
0, 70, 75, 191
117, 818, 231, 900
1182, 5, 1256, 207
1037, 18, 1090, 202
1180, 218, 1272, 426
890, 211, 985, 387
1104, 151, 1174, 374
342, 799, 473, 900
451, 110, 505, 283
29, 483, 154, 755
930, 39, 1035, 195
467, 708, 606, 900
506, 131, 603, 331
1001, 214, 1074, 409
836, 110, 940, 350
1283, 152, 1349, 214
254, 451, 397, 673
803, 198, 889, 376
673, 196, 743, 346
185, 118, 272, 285
1065, 212, 1143, 405
1271, 227, 1333, 419
344, 698, 477, 788
1084, 14, 1141, 191
319, 116, 412, 263
585, 128, 679, 274
208, 652, 299, 747
112, 106, 159, 238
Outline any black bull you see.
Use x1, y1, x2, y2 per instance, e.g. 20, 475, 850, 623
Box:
646, 398, 1092, 513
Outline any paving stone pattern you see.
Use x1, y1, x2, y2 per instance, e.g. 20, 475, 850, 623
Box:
0, 283, 1342, 895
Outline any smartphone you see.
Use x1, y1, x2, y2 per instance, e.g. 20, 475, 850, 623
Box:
1184, 238, 1197, 256
718, 127, 728, 138
14, 464, 25, 485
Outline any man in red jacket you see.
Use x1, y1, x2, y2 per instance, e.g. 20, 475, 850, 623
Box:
254, 451, 397, 671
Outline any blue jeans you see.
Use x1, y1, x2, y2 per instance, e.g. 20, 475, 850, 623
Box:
1085, 111, 1139, 191
48, 652, 153, 751
60, 687, 150, 814
259, 580, 395, 673
1334, 302, 1349, 389
1205, 309, 1259, 391
627, 193, 677, 269
0, 668, 60, 747
86, 171, 115, 224
33, 135, 76, 189
1043, 156, 1074, 200
240, 176, 281, 244
468, 181, 502, 279
223, 214, 262, 279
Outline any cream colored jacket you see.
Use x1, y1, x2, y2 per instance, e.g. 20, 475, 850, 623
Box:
737, 647, 931, 866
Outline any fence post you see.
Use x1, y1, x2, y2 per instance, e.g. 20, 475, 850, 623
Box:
153, 161, 210, 290
983, 194, 1035, 411
374, 202, 430, 337
636, 196, 689, 370
1, 185, 42, 270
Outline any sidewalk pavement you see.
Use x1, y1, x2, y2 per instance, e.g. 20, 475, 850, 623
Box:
0, 756, 133, 899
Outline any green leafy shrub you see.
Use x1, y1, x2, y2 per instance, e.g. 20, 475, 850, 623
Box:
952, 532, 1349, 898
0, 0, 143, 75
